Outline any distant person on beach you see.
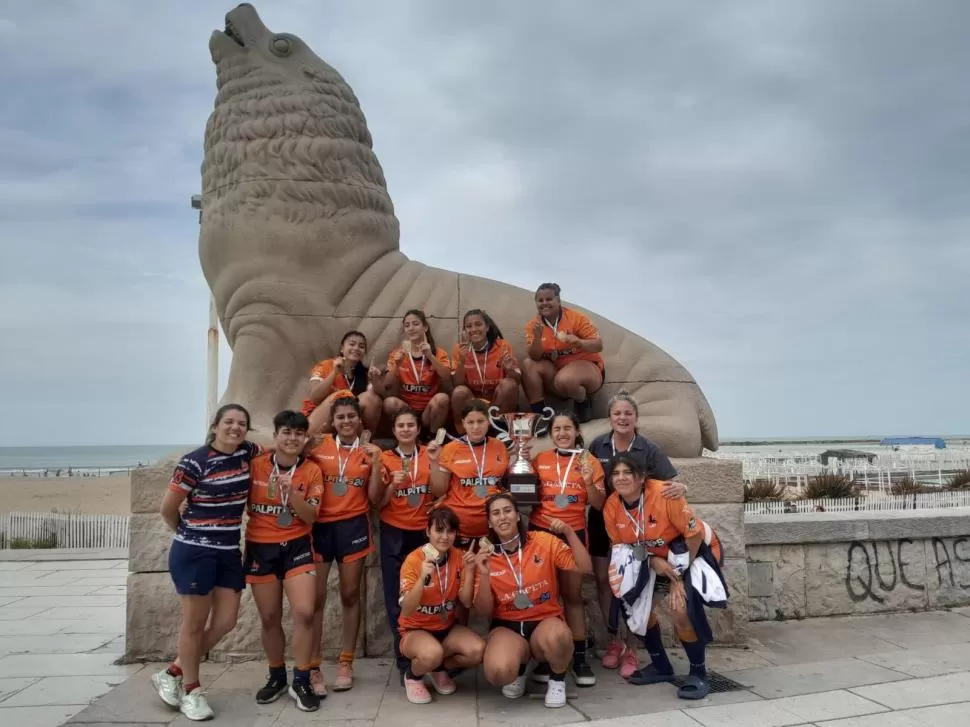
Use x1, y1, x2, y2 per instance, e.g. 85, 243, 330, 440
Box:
302, 330, 383, 436
244, 410, 324, 712
585, 390, 685, 678
152, 403, 260, 722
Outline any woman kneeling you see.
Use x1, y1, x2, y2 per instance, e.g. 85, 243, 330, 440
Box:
475, 493, 592, 709
398, 507, 484, 704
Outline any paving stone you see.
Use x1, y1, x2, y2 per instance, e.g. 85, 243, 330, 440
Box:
723, 657, 907, 699
688, 688, 887, 726
855, 641, 970, 678
746, 618, 904, 665
584, 713, 711, 727
0, 654, 138, 679
849, 670, 970, 710
0, 704, 91, 727
0, 676, 39, 702
2, 674, 128, 707
814, 700, 970, 726
0, 634, 116, 656
0, 606, 53, 621
9, 595, 124, 610
842, 610, 970, 650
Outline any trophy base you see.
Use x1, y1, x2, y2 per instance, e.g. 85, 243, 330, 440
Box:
508, 472, 541, 506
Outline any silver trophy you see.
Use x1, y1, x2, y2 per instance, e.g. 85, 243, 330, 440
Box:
488, 405, 555, 506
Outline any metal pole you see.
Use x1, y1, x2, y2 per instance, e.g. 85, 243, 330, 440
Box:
191, 194, 218, 434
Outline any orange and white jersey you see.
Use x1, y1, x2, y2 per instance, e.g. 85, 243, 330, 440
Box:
528, 449, 605, 532
308, 435, 374, 523
438, 437, 509, 539
379, 446, 434, 531
524, 307, 604, 371
450, 338, 517, 401
387, 346, 451, 412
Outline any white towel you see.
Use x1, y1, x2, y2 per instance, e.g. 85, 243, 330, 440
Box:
689, 557, 728, 605
608, 544, 655, 636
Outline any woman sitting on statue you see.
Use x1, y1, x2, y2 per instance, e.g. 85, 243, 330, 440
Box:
378, 310, 452, 441
521, 282, 605, 434
602, 453, 728, 701
397, 506, 485, 704
301, 330, 383, 436
450, 309, 522, 435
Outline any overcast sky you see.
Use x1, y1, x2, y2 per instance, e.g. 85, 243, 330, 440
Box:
1, 1, 967, 447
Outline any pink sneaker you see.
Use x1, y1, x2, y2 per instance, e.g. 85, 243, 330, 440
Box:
309, 668, 327, 697
404, 677, 432, 704
619, 648, 639, 679
601, 640, 624, 669
333, 662, 353, 692
429, 670, 456, 696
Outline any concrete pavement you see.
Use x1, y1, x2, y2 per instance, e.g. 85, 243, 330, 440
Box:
1, 551, 970, 725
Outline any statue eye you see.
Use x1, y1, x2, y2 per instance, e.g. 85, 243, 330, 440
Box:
270, 36, 292, 56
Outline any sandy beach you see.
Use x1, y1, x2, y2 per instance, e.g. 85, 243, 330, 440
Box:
0, 475, 131, 515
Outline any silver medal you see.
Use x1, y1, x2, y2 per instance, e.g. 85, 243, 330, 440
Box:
332, 478, 348, 496
554, 494, 570, 509
440, 610, 449, 622
632, 543, 648, 562
407, 493, 423, 508
475, 483, 488, 499
513, 591, 532, 610
276, 510, 293, 527
550, 350, 558, 361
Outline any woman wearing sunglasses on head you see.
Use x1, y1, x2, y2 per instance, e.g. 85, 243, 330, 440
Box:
450, 309, 522, 434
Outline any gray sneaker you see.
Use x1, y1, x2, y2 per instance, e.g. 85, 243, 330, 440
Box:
180, 688, 215, 721
151, 669, 183, 709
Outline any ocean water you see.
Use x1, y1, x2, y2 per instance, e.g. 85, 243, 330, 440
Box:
0, 445, 191, 474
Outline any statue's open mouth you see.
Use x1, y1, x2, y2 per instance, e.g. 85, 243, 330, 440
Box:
224, 20, 245, 47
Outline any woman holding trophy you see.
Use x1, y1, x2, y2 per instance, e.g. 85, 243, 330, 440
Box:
450, 309, 522, 433
381, 310, 452, 440
306, 397, 383, 695
397, 507, 485, 704
521, 282, 605, 431
475, 493, 593, 709
526, 411, 606, 687
301, 330, 383, 436
368, 406, 443, 681
431, 399, 510, 549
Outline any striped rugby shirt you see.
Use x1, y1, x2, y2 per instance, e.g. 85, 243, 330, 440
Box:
168, 441, 261, 550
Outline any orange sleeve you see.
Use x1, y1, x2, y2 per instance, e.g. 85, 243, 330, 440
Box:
309, 359, 334, 382
603, 496, 621, 543
499, 339, 518, 367
552, 535, 578, 571
450, 344, 462, 373
387, 348, 402, 370
306, 464, 324, 510
437, 442, 457, 473
665, 497, 703, 539
379, 451, 395, 485
524, 317, 540, 345
591, 457, 606, 493
399, 551, 421, 599
436, 347, 451, 368
571, 310, 599, 340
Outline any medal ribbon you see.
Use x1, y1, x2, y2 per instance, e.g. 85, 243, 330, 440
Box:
396, 446, 419, 482
271, 456, 297, 511
434, 554, 451, 616
466, 439, 487, 493
470, 343, 489, 386
623, 493, 646, 542
500, 543, 526, 598
407, 347, 426, 384
542, 315, 560, 356
555, 450, 577, 498
336, 437, 358, 484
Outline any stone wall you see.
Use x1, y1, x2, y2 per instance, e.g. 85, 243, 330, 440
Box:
125, 456, 746, 662
745, 509, 970, 620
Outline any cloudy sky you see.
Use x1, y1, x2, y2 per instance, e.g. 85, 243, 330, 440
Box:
1, 0, 967, 447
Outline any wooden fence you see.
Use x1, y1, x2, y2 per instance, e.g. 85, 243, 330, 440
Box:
745, 489, 970, 515
0, 511, 129, 549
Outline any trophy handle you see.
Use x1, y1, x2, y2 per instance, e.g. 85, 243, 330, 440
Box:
486, 405, 503, 430
539, 406, 556, 422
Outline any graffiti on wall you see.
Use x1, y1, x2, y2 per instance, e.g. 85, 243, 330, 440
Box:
844, 536, 970, 603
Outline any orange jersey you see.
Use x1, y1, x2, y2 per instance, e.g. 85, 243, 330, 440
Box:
308, 435, 375, 523
379, 446, 434, 531
450, 339, 517, 400
524, 307, 604, 370
603, 480, 713, 559
388, 346, 450, 412
475, 531, 576, 622
528, 450, 606, 532
438, 438, 509, 539
245, 453, 323, 542
398, 546, 465, 636
301, 358, 365, 415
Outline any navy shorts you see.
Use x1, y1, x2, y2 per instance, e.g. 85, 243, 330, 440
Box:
168, 539, 244, 596
244, 535, 315, 584
490, 618, 542, 641
528, 523, 588, 548
585, 507, 610, 558
312, 514, 373, 564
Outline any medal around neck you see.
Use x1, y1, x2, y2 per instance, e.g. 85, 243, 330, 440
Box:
332, 477, 348, 496
513, 591, 532, 609
554, 493, 570, 509
487, 405, 554, 506
276, 510, 293, 527
632, 543, 648, 562
406, 492, 423, 508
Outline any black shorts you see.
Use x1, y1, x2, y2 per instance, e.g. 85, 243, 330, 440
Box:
312, 514, 373, 564
528, 523, 587, 548
490, 618, 542, 641
168, 539, 244, 596
586, 507, 610, 558
244, 535, 315, 584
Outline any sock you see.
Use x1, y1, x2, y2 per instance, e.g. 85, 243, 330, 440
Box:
530, 400, 547, 414
573, 639, 587, 665
681, 640, 706, 679
166, 663, 183, 678
269, 663, 287, 683
549, 670, 566, 682
642, 623, 674, 674
293, 667, 310, 686
338, 649, 354, 665
183, 681, 201, 694
517, 663, 527, 677
310, 658, 321, 670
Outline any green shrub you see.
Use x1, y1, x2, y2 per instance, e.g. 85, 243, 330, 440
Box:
803, 473, 856, 500
8, 536, 57, 549
946, 470, 970, 490
891, 476, 932, 495
744, 479, 786, 502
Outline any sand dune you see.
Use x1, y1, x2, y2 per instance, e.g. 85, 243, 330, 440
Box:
0, 475, 131, 515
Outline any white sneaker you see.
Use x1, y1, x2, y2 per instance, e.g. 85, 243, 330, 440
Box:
151, 669, 183, 708
501, 674, 527, 699
180, 689, 215, 721
544, 679, 567, 708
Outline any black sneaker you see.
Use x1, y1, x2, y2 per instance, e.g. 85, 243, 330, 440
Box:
256, 675, 288, 704
531, 661, 551, 683
575, 398, 593, 424
571, 661, 597, 687
289, 682, 320, 712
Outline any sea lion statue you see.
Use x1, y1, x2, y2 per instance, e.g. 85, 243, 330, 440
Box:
200, 3, 718, 457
